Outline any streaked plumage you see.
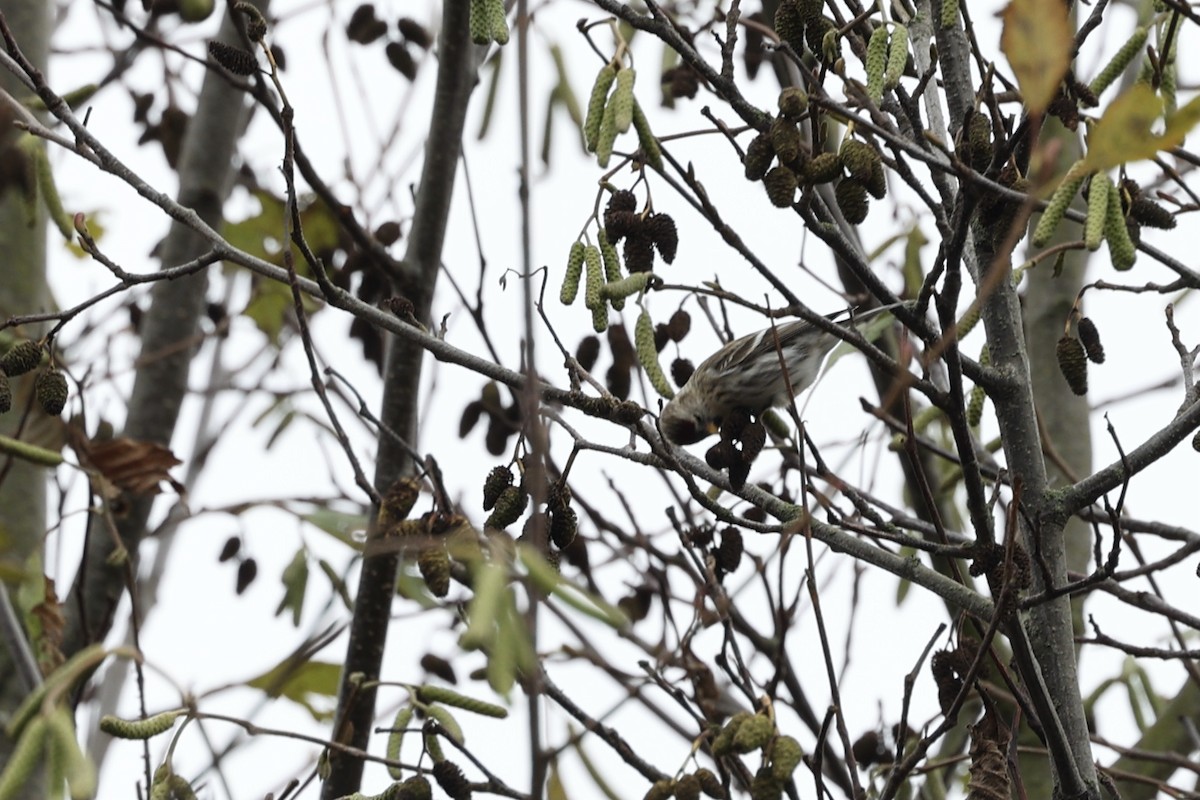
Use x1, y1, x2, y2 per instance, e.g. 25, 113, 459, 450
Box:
660, 307, 891, 444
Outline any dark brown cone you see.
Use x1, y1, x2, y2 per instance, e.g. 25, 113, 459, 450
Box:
1055, 335, 1088, 395
208, 41, 258, 75
1077, 317, 1105, 364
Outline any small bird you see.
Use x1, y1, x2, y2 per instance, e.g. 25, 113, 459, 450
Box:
660, 305, 894, 445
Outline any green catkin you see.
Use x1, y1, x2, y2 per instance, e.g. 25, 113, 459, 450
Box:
595, 98, 619, 168
583, 245, 604, 310
940, 0, 959, 28
27, 139, 72, 240
560, 242, 585, 305
967, 384, 986, 428
1104, 181, 1137, 270
584, 64, 618, 152
598, 230, 622, 282
635, 310, 674, 399
612, 68, 635, 134
487, 0, 509, 44
386, 705, 414, 779
468, 0, 490, 45
1084, 174, 1111, 251
631, 99, 663, 170
1088, 27, 1148, 97
865, 26, 889, 103
423, 704, 465, 745
0, 717, 46, 800
98, 711, 182, 741
415, 686, 509, 718
584, 244, 609, 330
1161, 57, 1176, 115
1032, 161, 1088, 247
601, 273, 655, 303
884, 25, 908, 89
956, 301, 981, 338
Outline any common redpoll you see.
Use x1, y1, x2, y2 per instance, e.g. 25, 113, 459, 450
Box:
660, 306, 894, 444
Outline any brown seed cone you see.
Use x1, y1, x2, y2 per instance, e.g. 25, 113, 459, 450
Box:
716, 526, 744, 572
763, 165, 798, 207
666, 310, 691, 341
653, 323, 670, 352
772, 1, 805, 54
398, 18, 433, 49
607, 189, 637, 214
576, 335, 600, 371
802, 151, 842, 184
705, 441, 732, 470
1077, 317, 1105, 364
644, 780, 676, 800
433, 760, 472, 800
482, 466, 513, 511
777, 87, 808, 120
623, 232, 656, 273
0, 372, 11, 414
695, 768, 725, 798
236, 557, 258, 594
671, 358, 695, 388
740, 419, 766, 462
0, 340, 42, 377
835, 178, 869, 223
744, 133, 775, 181
606, 363, 631, 400
208, 40, 258, 75
769, 118, 803, 165
1129, 196, 1176, 229
750, 766, 783, 800
1055, 335, 1089, 395
647, 213, 678, 263
675, 774, 702, 800
604, 210, 641, 244
549, 506, 578, 549
385, 42, 417, 80
418, 547, 451, 597
35, 369, 68, 415
865, 151, 887, 199
838, 139, 876, 185
380, 477, 422, 532
398, 775, 433, 800
485, 485, 527, 529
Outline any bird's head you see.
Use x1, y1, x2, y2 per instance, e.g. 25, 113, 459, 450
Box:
661, 392, 719, 445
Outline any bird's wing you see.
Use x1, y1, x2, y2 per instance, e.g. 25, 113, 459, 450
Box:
705, 320, 815, 377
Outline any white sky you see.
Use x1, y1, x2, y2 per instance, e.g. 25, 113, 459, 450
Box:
28, 0, 1200, 797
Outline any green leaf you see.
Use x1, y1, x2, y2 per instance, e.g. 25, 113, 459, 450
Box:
1000, 0, 1071, 115
245, 658, 341, 721
518, 545, 628, 629
1084, 85, 1200, 171
275, 548, 309, 626
242, 278, 291, 345
301, 508, 368, 548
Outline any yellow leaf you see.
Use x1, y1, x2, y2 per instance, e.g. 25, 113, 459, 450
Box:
547, 761, 569, 800
1083, 85, 1200, 171
1000, 0, 1071, 115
